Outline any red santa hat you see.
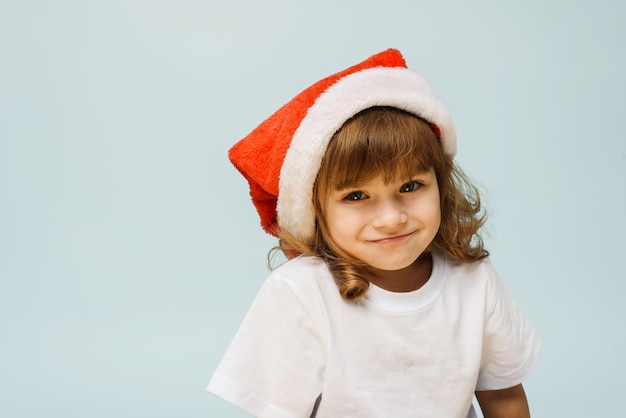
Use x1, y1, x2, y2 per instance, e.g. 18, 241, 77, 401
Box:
228, 48, 456, 242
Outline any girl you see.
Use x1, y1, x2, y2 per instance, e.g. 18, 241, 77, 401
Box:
208, 49, 540, 418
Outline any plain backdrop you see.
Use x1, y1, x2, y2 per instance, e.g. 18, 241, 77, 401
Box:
1, 1, 625, 417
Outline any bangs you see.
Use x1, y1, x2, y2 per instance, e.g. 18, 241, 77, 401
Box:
317, 107, 446, 192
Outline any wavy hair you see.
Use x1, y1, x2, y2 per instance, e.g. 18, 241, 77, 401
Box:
277, 107, 488, 301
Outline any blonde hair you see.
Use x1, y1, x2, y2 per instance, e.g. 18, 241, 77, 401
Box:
278, 107, 488, 301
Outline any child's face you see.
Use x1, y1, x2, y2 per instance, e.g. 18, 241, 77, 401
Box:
324, 168, 441, 273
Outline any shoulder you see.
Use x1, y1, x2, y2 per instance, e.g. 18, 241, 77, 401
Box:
271, 254, 330, 277
269, 255, 333, 288
437, 253, 508, 309
439, 252, 499, 286
262, 255, 339, 307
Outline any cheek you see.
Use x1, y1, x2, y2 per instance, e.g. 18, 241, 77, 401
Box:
327, 215, 350, 243
323, 217, 353, 257
424, 195, 442, 229
326, 208, 361, 244
433, 209, 442, 231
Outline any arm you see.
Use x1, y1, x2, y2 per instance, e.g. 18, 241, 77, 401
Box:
475, 384, 530, 418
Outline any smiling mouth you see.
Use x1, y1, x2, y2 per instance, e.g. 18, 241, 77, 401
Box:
368, 232, 414, 245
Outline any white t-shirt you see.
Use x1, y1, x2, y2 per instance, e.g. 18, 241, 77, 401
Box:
208, 251, 540, 418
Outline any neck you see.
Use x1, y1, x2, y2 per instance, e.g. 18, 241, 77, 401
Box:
369, 252, 433, 293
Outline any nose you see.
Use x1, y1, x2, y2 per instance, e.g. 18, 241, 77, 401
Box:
371, 198, 408, 229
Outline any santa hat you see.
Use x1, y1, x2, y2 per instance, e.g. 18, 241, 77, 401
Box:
229, 48, 456, 242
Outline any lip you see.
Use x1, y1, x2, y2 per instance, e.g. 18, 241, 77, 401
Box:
367, 232, 415, 245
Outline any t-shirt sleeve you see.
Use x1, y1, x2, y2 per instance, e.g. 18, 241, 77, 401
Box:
207, 271, 325, 418
476, 264, 541, 391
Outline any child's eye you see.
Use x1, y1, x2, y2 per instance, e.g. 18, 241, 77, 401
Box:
344, 191, 367, 201
400, 181, 421, 193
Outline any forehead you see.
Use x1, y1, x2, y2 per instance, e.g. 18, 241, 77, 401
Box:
336, 165, 433, 189
333, 167, 436, 191
315, 107, 444, 194
325, 140, 435, 191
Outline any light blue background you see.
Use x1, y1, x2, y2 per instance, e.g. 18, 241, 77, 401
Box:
1, 1, 625, 416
